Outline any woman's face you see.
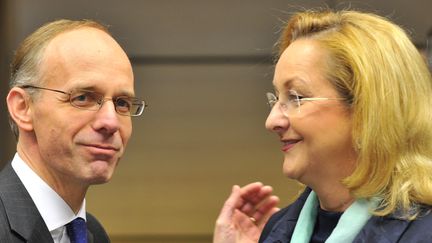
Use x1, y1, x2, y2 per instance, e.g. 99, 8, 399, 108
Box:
265, 39, 357, 188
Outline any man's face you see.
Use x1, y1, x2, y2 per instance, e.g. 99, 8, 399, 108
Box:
29, 27, 134, 186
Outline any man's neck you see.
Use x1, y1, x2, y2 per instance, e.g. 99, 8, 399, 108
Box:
16, 144, 87, 213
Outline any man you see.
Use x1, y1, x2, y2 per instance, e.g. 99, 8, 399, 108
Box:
0, 19, 146, 242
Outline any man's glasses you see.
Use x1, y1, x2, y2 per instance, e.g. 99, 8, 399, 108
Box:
266, 90, 345, 116
21, 85, 147, 117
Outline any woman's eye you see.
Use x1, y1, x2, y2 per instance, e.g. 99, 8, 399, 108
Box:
287, 94, 299, 102
286, 90, 299, 102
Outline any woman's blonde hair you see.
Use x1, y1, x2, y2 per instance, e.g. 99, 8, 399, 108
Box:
278, 10, 432, 218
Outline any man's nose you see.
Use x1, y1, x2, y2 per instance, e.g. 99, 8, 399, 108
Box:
92, 100, 121, 135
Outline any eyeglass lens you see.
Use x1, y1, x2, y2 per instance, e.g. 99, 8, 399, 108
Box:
266, 91, 300, 116
70, 90, 144, 116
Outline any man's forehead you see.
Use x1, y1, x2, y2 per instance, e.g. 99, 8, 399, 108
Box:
40, 27, 132, 76
44, 27, 117, 58
37, 27, 134, 94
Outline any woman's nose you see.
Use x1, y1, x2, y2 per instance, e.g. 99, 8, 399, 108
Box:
265, 104, 289, 132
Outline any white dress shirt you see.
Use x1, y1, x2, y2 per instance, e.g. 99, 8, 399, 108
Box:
11, 153, 87, 243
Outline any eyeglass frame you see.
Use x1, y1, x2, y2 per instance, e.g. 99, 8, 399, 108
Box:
20, 85, 147, 117
266, 90, 346, 116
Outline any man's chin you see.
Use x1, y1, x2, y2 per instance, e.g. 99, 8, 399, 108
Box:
87, 173, 113, 185
86, 161, 116, 184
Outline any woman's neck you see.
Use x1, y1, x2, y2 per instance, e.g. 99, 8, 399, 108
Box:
312, 184, 355, 212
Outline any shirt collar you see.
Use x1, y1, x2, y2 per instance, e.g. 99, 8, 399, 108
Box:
11, 153, 86, 231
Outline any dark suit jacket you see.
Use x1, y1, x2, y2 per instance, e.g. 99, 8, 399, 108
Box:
0, 163, 110, 243
260, 187, 432, 243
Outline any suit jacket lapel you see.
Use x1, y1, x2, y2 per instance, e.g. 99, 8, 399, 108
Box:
261, 188, 312, 243
87, 228, 95, 243
0, 163, 54, 243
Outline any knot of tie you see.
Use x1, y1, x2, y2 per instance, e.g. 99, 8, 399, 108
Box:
66, 217, 87, 243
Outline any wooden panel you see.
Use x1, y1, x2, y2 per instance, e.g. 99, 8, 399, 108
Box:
0, 0, 16, 166
9, 0, 432, 55
10, 0, 328, 56
4, 0, 431, 239
110, 234, 212, 243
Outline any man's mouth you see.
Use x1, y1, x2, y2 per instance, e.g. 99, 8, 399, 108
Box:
86, 144, 120, 151
80, 143, 121, 157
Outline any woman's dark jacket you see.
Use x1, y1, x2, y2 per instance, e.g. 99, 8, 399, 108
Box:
259, 188, 432, 243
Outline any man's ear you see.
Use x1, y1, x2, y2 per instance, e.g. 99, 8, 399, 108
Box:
6, 87, 34, 132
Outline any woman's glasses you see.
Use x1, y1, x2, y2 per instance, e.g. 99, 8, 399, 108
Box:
266, 90, 345, 116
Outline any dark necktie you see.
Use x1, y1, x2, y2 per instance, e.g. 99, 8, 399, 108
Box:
66, 217, 87, 243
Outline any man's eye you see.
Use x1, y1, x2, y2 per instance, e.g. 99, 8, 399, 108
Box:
71, 92, 99, 106
75, 94, 88, 101
115, 98, 132, 110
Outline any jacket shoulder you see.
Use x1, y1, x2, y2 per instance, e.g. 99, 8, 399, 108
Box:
355, 206, 432, 243
0, 197, 17, 242
400, 209, 432, 242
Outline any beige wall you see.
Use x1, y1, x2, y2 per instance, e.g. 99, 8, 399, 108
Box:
2, 1, 431, 242
85, 63, 304, 238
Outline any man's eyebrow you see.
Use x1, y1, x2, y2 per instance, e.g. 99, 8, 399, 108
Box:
67, 84, 97, 91
70, 85, 135, 97
117, 90, 136, 97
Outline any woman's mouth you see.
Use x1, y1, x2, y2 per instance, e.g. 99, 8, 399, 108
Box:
281, 139, 302, 152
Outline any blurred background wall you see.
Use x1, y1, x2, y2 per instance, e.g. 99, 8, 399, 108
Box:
1, 1, 431, 242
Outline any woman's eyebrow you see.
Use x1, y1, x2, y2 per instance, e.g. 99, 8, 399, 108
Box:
277, 77, 308, 90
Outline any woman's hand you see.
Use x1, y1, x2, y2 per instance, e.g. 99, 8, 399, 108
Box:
213, 182, 280, 243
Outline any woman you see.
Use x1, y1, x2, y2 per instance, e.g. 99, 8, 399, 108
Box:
214, 9, 432, 243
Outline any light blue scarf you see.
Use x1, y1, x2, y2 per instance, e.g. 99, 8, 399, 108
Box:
291, 191, 375, 243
